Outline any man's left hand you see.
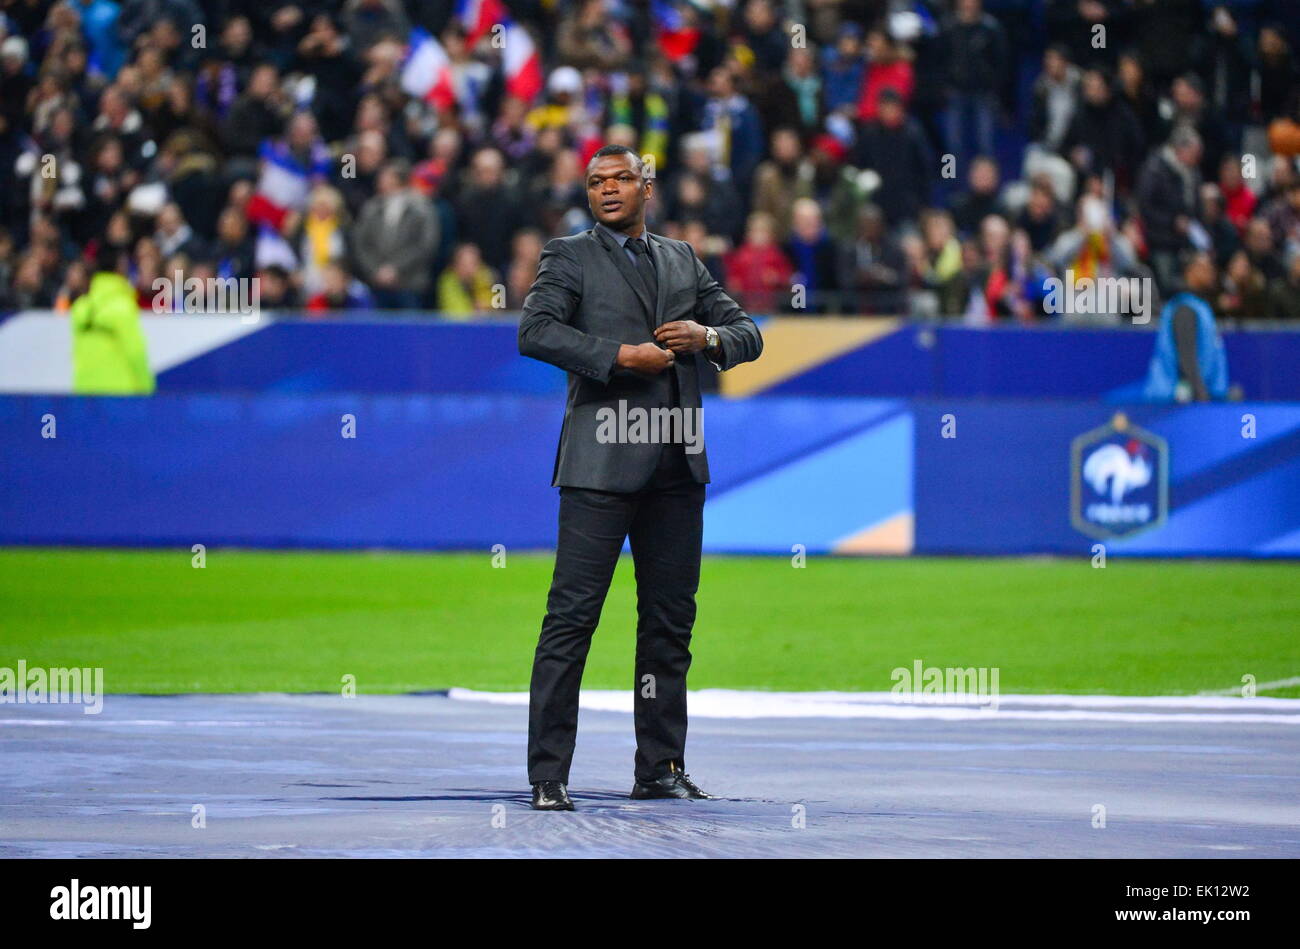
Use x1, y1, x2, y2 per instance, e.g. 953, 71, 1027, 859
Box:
654, 320, 709, 354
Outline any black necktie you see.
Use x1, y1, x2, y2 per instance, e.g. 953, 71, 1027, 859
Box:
628, 237, 658, 312
629, 236, 679, 408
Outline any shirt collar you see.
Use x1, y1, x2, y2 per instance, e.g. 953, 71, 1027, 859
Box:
597, 222, 649, 250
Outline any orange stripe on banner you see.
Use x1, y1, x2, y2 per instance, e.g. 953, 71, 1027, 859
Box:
719, 317, 900, 398
831, 512, 915, 555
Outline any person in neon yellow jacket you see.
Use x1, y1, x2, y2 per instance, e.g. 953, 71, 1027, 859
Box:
69, 247, 155, 395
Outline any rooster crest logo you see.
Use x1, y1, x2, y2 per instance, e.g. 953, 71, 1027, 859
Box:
1071, 414, 1168, 540
1083, 442, 1152, 504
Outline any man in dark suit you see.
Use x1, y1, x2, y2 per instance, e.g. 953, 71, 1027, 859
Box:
518, 144, 763, 810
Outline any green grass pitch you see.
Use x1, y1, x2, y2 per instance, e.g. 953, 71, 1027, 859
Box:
1, 548, 1296, 697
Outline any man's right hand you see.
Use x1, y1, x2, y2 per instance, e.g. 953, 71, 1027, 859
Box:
617, 342, 675, 374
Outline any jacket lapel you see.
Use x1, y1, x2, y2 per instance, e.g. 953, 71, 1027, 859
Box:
594, 226, 656, 331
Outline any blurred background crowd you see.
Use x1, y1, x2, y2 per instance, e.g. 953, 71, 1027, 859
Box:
1, 0, 1298, 322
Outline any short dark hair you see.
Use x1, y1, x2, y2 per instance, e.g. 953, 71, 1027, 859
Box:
588, 144, 645, 179
93, 241, 123, 274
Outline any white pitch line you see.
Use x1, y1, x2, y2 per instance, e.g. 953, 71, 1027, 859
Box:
448, 688, 1300, 724
1199, 676, 1300, 697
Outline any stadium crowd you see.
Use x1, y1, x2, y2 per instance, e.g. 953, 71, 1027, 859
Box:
1, 0, 1298, 321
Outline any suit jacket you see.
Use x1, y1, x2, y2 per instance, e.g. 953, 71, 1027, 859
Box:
353, 192, 439, 293
518, 226, 763, 492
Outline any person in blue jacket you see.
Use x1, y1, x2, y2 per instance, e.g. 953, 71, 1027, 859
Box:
1144, 252, 1229, 402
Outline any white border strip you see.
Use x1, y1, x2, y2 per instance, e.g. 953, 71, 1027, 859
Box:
448, 688, 1300, 724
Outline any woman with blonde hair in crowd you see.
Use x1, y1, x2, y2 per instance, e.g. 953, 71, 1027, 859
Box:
293, 184, 350, 299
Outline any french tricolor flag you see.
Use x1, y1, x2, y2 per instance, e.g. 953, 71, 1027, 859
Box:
401, 27, 456, 109
458, 0, 544, 104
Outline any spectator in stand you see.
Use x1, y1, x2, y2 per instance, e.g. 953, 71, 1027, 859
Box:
221, 63, 286, 162
701, 65, 764, 199
966, 213, 1017, 322
1218, 249, 1268, 320
1062, 67, 1145, 194
255, 263, 299, 309
505, 229, 544, 310
751, 128, 809, 243
1198, 183, 1240, 269
295, 13, 364, 146
153, 202, 202, 260
306, 260, 374, 313
353, 161, 438, 309
951, 156, 1007, 237
938, 0, 1007, 169
857, 27, 914, 123
782, 45, 823, 137
1044, 0, 1115, 69
1116, 51, 1162, 136
1218, 154, 1258, 235
1191, 5, 1252, 131
454, 147, 523, 276
784, 197, 838, 313
1266, 248, 1300, 320
1261, 178, 1300, 252
917, 209, 967, 318
822, 22, 865, 117
1016, 180, 1065, 253
556, 0, 632, 71
1045, 194, 1143, 322
1255, 24, 1297, 126
1161, 73, 1231, 182
1243, 217, 1283, 283
211, 206, 255, 282
853, 88, 933, 228
530, 147, 588, 237
342, 0, 410, 56
340, 129, 388, 218
724, 211, 792, 314
437, 242, 497, 318
838, 204, 907, 315
246, 111, 332, 232
670, 133, 743, 243
1130, 0, 1203, 91
1029, 45, 1079, 154
293, 185, 351, 299
1136, 126, 1203, 295
608, 68, 670, 170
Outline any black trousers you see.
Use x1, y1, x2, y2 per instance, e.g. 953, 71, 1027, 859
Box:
527, 443, 705, 784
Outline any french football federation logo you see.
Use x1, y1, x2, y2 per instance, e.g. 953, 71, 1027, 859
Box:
1071, 413, 1168, 540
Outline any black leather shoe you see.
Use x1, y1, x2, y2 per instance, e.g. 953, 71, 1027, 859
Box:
531, 781, 575, 810
630, 767, 715, 800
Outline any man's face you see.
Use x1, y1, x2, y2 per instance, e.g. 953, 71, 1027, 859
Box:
1177, 142, 1202, 170
971, 162, 998, 194
1044, 50, 1065, 80
587, 154, 650, 231
1186, 256, 1216, 295
1245, 221, 1272, 254
471, 152, 504, 188
1083, 73, 1107, 105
